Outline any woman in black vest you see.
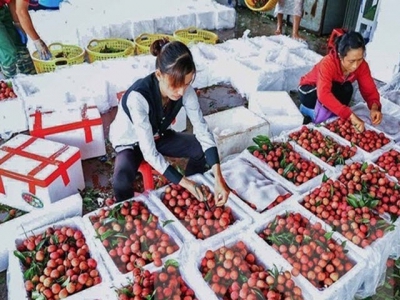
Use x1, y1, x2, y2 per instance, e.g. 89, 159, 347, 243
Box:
109, 39, 230, 205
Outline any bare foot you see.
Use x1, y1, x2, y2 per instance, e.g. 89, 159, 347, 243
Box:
292, 34, 305, 41
275, 28, 282, 35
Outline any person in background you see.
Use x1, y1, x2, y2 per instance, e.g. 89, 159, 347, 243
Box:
275, 0, 304, 41
0, 0, 51, 78
298, 31, 382, 131
109, 39, 230, 205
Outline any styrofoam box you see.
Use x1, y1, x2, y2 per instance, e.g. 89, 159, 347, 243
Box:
182, 229, 314, 300
282, 124, 365, 171
320, 117, 396, 161
248, 91, 305, 137
0, 80, 28, 138
352, 98, 400, 142
149, 173, 252, 245
28, 105, 106, 160
240, 137, 335, 195
7, 216, 112, 300
369, 143, 400, 183
294, 183, 398, 298
204, 166, 297, 223
82, 194, 184, 282
0, 193, 82, 272
250, 202, 367, 300
110, 257, 203, 300
0, 134, 85, 212
204, 106, 270, 160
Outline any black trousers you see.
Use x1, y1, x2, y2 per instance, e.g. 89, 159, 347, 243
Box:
112, 130, 206, 202
298, 81, 354, 109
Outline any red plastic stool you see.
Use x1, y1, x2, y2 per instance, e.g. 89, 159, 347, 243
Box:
138, 161, 155, 191
328, 28, 346, 51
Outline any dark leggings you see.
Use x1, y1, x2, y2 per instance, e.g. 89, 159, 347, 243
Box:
298, 81, 354, 109
112, 130, 206, 202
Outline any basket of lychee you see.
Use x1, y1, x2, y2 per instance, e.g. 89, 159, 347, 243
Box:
0, 80, 17, 101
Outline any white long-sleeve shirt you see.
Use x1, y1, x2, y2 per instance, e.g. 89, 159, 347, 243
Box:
109, 74, 219, 183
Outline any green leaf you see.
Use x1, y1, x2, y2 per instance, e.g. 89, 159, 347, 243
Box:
341, 240, 347, 248
162, 220, 175, 227
282, 163, 294, 177
13, 250, 26, 264
51, 234, 59, 245
280, 153, 287, 168
119, 287, 134, 297
147, 214, 153, 224
35, 237, 48, 251
361, 162, 368, 171
145, 290, 156, 300
204, 270, 213, 282
61, 276, 71, 287
251, 287, 265, 300
322, 174, 329, 183
165, 259, 179, 268
324, 232, 334, 240
99, 229, 117, 241
102, 217, 117, 226
247, 145, 261, 153
113, 233, 128, 239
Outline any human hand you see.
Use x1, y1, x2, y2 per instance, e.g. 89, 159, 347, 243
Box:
13, 22, 27, 45
370, 104, 382, 125
213, 177, 230, 207
350, 113, 365, 132
33, 39, 52, 60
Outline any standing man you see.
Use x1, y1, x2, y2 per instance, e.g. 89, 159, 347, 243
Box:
0, 0, 51, 78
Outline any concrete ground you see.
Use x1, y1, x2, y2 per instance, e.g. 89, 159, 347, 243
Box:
1, 6, 390, 300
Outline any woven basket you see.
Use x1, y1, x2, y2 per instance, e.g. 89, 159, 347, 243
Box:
244, 0, 279, 12
173, 27, 219, 45
134, 33, 177, 55
85, 38, 135, 63
31, 43, 85, 74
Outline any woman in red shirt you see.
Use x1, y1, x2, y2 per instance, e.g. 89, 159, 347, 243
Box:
298, 31, 382, 132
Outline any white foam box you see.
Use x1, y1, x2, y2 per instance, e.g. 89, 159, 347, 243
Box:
204, 162, 297, 223
250, 202, 367, 300
203, 106, 270, 160
0, 193, 82, 272
149, 173, 252, 245
82, 194, 184, 282
28, 104, 106, 160
282, 124, 365, 171
319, 117, 396, 161
182, 229, 314, 300
248, 91, 304, 137
229, 58, 285, 98
7, 216, 112, 300
0, 134, 85, 212
240, 136, 335, 195
110, 257, 203, 300
294, 182, 399, 298
0, 79, 28, 138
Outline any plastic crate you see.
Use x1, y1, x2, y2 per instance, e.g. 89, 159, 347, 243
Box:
31, 43, 85, 74
134, 33, 177, 55
86, 39, 135, 63
173, 27, 218, 45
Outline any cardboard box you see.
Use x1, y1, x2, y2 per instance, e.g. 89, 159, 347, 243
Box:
0, 134, 85, 212
248, 91, 304, 137
204, 106, 270, 159
29, 104, 106, 160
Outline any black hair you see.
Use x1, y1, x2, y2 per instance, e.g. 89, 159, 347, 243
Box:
150, 39, 196, 88
335, 31, 366, 57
